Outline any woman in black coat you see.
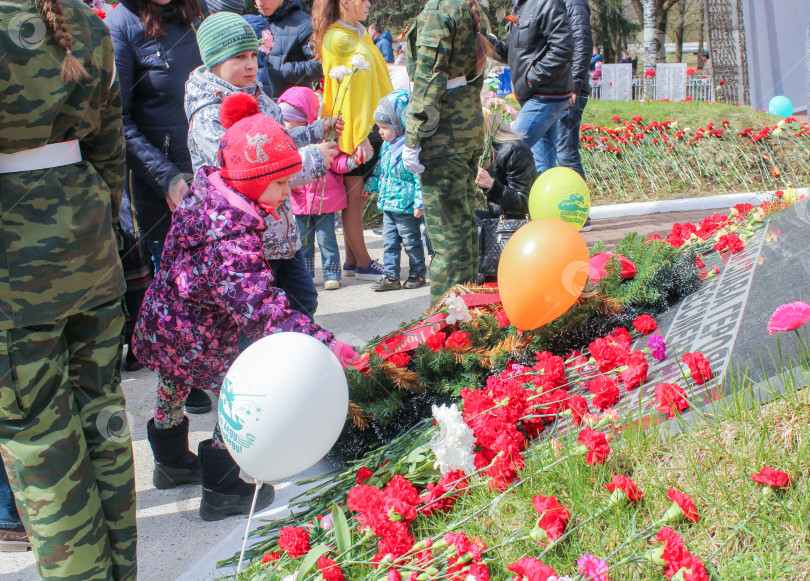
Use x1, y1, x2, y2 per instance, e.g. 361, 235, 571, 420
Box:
106, 0, 205, 269
475, 115, 536, 219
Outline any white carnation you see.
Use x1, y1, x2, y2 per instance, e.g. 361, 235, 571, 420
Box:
350, 53, 370, 72
328, 65, 352, 81
445, 292, 472, 326
429, 404, 475, 475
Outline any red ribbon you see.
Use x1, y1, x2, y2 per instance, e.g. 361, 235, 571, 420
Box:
351, 292, 503, 371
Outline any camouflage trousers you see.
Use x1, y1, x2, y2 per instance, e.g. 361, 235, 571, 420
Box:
421, 150, 481, 303
0, 299, 137, 580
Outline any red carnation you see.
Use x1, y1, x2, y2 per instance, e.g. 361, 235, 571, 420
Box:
591, 378, 620, 412
751, 466, 792, 489
654, 382, 690, 418
620, 350, 649, 390
531, 495, 569, 542
507, 557, 557, 581
577, 428, 610, 465
317, 556, 345, 581
665, 488, 699, 523
633, 314, 658, 335
445, 330, 471, 349
533, 351, 566, 388
605, 474, 644, 504
92, 6, 106, 18
494, 308, 511, 328
262, 552, 281, 564
714, 233, 744, 254
356, 466, 374, 484
425, 331, 447, 352
567, 394, 590, 425
388, 352, 411, 368
589, 336, 626, 373
681, 352, 713, 384
278, 526, 311, 558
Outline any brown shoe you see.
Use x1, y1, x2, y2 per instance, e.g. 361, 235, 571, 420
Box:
0, 526, 31, 552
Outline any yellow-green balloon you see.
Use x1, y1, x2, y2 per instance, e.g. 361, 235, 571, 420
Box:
528, 167, 591, 228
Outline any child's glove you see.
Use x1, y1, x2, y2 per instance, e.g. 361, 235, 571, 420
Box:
330, 341, 360, 369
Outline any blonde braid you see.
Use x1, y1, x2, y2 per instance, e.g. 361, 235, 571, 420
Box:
38, 0, 88, 82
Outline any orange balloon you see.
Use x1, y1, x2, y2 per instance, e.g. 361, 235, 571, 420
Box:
497, 218, 590, 331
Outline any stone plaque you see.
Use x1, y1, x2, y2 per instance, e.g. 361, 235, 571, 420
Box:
601, 64, 633, 101
611, 197, 810, 425
655, 63, 688, 102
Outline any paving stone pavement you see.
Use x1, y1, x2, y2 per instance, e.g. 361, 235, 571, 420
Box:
0, 208, 725, 581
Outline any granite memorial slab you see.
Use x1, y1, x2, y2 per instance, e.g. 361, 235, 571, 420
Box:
655, 63, 688, 102
601, 64, 633, 101
609, 197, 810, 424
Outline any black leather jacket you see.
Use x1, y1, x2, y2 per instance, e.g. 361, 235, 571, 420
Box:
563, 0, 593, 96
483, 140, 536, 218
488, 0, 574, 105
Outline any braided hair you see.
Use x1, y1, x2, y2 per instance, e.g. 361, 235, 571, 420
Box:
37, 0, 88, 82
465, 0, 489, 75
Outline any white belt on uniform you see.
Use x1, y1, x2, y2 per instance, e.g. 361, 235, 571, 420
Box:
0, 140, 83, 174
408, 76, 468, 92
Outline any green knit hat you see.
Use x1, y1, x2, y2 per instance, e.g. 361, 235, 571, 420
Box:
196, 12, 259, 70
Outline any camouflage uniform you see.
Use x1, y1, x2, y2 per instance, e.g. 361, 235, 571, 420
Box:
0, 1, 137, 578
406, 0, 485, 303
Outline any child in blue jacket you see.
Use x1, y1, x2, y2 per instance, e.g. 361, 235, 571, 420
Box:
366, 90, 427, 291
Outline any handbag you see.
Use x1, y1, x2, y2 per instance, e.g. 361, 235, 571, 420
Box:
478, 215, 528, 278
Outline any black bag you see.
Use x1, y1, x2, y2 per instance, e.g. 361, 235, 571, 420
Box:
478, 215, 528, 278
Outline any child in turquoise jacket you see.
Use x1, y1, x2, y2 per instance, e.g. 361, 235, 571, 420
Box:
366, 90, 427, 291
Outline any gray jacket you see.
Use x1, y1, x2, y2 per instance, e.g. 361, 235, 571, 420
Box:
185, 66, 328, 259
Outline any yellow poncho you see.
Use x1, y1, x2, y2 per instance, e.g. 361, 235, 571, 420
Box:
321, 22, 394, 155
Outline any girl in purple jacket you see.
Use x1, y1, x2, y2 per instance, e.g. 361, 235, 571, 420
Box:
133, 93, 357, 521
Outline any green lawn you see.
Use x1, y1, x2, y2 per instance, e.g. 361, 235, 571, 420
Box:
581, 99, 778, 130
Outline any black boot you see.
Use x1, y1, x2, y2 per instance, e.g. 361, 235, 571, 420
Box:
147, 417, 202, 489
185, 388, 212, 414
198, 439, 275, 522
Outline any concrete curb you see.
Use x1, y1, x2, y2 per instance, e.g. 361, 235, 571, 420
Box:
589, 187, 809, 220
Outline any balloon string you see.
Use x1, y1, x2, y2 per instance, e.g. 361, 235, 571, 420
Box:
237, 480, 263, 573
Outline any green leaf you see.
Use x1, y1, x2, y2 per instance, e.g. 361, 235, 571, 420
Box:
331, 504, 352, 555
295, 544, 331, 581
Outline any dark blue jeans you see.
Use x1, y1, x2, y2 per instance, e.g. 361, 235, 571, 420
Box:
557, 93, 589, 179
0, 455, 22, 529
511, 98, 569, 174
267, 249, 318, 321
382, 211, 427, 279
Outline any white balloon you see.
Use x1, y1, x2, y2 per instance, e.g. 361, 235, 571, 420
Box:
218, 332, 348, 482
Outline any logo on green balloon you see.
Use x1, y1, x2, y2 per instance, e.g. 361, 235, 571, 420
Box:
218, 377, 264, 454
558, 193, 588, 224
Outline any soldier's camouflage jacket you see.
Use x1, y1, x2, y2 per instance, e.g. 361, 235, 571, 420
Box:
0, 0, 126, 330
405, 0, 484, 159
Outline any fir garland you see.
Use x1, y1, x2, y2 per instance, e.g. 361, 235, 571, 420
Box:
328, 231, 701, 464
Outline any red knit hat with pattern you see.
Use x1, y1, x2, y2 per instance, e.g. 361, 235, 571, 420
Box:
217, 93, 302, 201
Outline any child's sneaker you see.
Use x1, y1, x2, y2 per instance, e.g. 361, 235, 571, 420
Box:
324, 280, 340, 290
342, 263, 356, 277
355, 259, 384, 281
371, 275, 401, 291
403, 275, 426, 289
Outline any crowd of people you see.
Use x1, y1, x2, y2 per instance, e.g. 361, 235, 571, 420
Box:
0, 0, 597, 577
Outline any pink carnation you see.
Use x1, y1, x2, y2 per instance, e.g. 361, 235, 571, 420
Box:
767, 301, 810, 334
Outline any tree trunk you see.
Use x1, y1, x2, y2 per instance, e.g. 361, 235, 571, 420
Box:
674, 1, 686, 62
697, 5, 704, 68
643, 0, 660, 70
